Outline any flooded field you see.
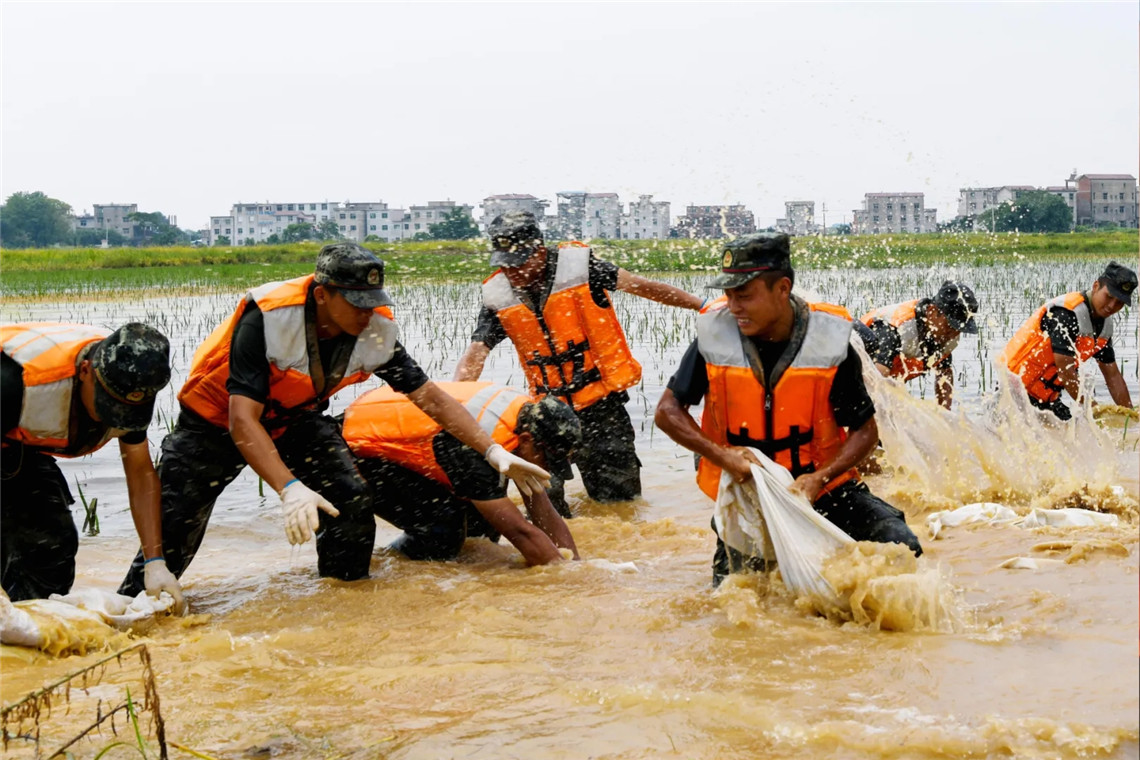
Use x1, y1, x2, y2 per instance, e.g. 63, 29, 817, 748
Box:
2, 260, 1138, 759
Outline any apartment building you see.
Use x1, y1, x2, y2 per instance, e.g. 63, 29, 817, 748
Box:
556, 191, 622, 240
1074, 174, 1139, 228
851, 193, 930, 234
956, 186, 1035, 219
480, 194, 550, 229
674, 204, 756, 239
775, 201, 816, 236
619, 195, 670, 240
93, 203, 139, 238
216, 201, 338, 245
405, 201, 474, 238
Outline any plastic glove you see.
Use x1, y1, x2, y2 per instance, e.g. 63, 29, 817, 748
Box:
280, 480, 340, 545
484, 443, 551, 496
143, 558, 186, 616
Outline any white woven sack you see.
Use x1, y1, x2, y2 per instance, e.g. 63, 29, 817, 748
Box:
714, 468, 776, 561
715, 451, 855, 610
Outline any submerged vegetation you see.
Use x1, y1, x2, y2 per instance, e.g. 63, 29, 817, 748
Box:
1, 230, 1135, 296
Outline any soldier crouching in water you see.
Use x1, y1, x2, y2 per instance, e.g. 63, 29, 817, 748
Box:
654, 233, 922, 586
342, 382, 581, 565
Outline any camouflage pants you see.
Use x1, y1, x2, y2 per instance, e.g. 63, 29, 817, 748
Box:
355, 456, 496, 561
1, 445, 78, 601
547, 392, 642, 517
118, 408, 374, 595
711, 480, 922, 587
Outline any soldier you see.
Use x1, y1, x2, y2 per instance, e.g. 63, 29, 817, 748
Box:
855, 280, 979, 409
118, 243, 549, 597
2, 322, 184, 612
454, 210, 702, 516
343, 382, 581, 565
1000, 261, 1135, 420
654, 233, 921, 586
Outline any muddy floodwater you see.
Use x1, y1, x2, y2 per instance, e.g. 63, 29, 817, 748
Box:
2, 261, 1138, 759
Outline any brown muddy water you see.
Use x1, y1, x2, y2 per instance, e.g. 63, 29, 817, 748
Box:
2, 263, 1138, 759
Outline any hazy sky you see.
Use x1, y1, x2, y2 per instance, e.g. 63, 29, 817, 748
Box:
2, 1, 1136, 230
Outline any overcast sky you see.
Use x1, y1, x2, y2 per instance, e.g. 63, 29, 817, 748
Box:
2, 1, 1136, 230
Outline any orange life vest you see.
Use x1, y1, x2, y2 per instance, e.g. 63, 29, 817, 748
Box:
1000, 291, 1112, 404
695, 298, 860, 501
481, 242, 641, 411
342, 381, 530, 487
179, 276, 398, 431
860, 300, 958, 381
1, 323, 120, 456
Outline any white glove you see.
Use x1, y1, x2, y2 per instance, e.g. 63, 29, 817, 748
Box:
279, 480, 340, 545
484, 443, 551, 496
143, 558, 186, 616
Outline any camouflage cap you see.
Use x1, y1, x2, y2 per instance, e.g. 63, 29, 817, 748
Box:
1099, 261, 1137, 305
488, 211, 544, 268
932, 280, 979, 334
519, 395, 581, 480
707, 232, 793, 290
90, 323, 171, 431
314, 242, 394, 309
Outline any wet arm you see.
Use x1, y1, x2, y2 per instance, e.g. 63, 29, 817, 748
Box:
119, 438, 164, 560
792, 417, 880, 501
229, 395, 295, 494
1054, 354, 1082, 402
469, 496, 564, 565
654, 388, 756, 482
934, 362, 954, 410
408, 381, 495, 455
1098, 362, 1134, 408
453, 342, 490, 382
616, 269, 702, 310
522, 489, 579, 559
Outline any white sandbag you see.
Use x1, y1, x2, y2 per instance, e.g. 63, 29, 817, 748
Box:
1014, 508, 1120, 529
713, 468, 776, 562
585, 559, 639, 573
50, 587, 174, 629
715, 453, 855, 611
927, 503, 1020, 539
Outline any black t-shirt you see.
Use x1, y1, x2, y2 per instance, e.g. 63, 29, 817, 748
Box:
470, 249, 621, 348
431, 431, 505, 501
855, 299, 952, 371
1, 350, 147, 450
667, 337, 875, 431
1041, 294, 1115, 364
226, 301, 429, 405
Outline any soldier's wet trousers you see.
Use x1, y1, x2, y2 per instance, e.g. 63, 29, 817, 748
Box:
1, 445, 78, 601
118, 409, 374, 595
354, 456, 492, 561
712, 480, 922, 587
547, 392, 641, 517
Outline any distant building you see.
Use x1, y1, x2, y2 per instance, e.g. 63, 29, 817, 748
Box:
556, 191, 621, 240
776, 201, 816, 236
1074, 173, 1139, 228
956, 186, 1034, 220
674, 204, 756, 239
851, 193, 931, 234
71, 212, 98, 232
93, 203, 139, 239
480, 194, 549, 230
220, 201, 338, 246
405, 200, 475, 239
339, 201, 391, 243
619, 194, 670, 240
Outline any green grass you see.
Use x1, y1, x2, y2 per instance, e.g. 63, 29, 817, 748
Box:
1, 230, 1134, 296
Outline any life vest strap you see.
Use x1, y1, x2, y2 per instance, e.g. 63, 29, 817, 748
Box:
528, 339, 602, 396
727, 425, 815, 476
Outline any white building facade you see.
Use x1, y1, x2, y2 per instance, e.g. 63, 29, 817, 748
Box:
619, 195, 670, 240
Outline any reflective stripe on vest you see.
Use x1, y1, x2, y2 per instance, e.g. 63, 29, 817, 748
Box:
179, 276, 399, 429
694, 299, 859, 501
1000, 291, 1111, 404
1, 323, 115, 454
860, 300, 958, 381
481, 242, 641, 411
342, 381, 530, 486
